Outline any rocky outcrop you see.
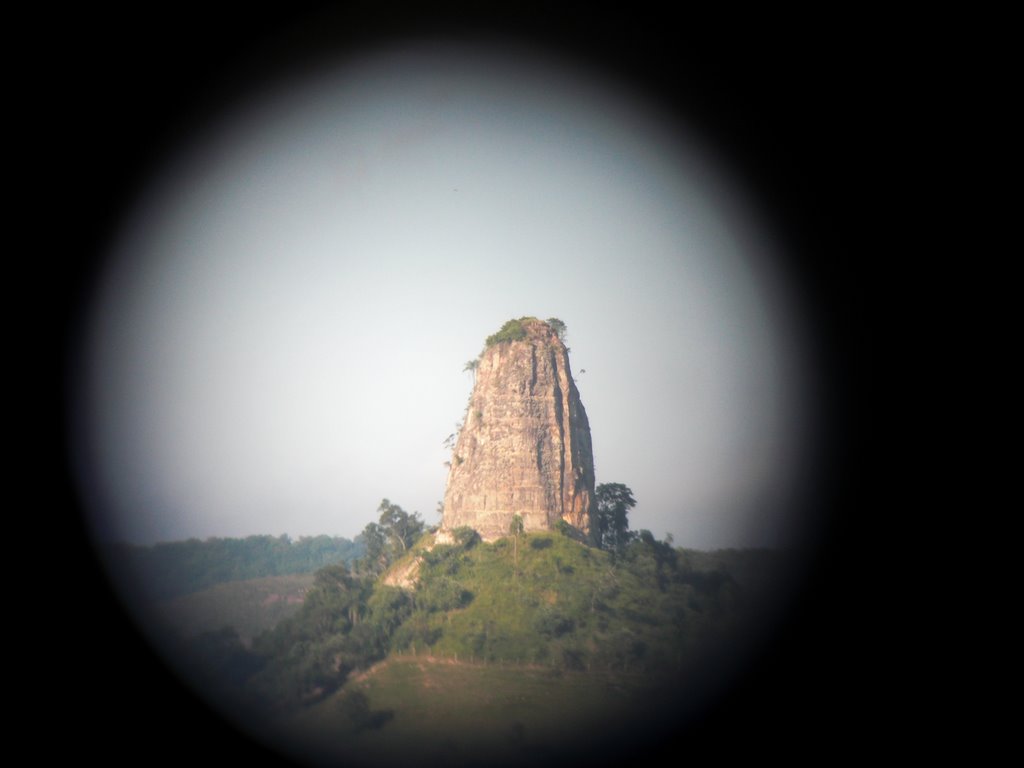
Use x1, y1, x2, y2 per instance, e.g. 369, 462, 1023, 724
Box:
381, 555, 423, 590
441, 318, 595, 541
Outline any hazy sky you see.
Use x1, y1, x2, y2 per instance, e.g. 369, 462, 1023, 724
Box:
75, 43, 813, 550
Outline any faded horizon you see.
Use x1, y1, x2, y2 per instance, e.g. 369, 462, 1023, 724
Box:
72, 42, 816, 552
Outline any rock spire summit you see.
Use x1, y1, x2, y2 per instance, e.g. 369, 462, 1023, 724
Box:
441, 317, 595, 541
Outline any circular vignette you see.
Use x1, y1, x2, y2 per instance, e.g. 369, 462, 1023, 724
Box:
59, 11, 856, 768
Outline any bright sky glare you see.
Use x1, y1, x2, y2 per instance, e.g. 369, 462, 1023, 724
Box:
75, 43, 813, 550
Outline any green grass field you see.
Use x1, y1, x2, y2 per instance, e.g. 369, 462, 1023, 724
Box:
279, 654, 696, 767
155, 573, 315, 643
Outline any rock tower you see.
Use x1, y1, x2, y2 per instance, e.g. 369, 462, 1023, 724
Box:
441, 317, 595, 541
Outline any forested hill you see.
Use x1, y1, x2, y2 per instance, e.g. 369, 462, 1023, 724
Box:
104, 534, 364, 600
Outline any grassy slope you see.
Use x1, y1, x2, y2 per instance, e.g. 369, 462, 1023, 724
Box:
266, 533, 782, 766
287, 656, 683, 768
398, 532, 746, 671
155, 573, 315, 643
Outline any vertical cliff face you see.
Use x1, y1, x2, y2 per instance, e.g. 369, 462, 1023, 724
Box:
442, 318, 595, 541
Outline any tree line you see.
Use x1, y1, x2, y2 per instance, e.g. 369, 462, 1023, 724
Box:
108, 533, 364, 600
177, 484, 757, 715
113, 481, 639, 605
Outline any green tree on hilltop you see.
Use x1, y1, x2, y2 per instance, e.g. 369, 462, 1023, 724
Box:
357, 500, 425, 576
593, 483, 637, 554
378, 499, 424, 555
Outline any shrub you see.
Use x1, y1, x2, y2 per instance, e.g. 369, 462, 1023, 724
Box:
485, 318, 530, 347
419, 577, 474, 613
452, 527, 481, 548
561, 648, 587, 671
535, 608, 575, 639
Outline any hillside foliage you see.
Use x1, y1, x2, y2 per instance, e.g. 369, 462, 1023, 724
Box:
394, 529, 744, 671
355, 500, 427, 577
157, 489, 780, 764
190, 525, 762, 713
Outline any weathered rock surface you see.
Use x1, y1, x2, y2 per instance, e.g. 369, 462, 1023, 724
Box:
441, 318, 595, 541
